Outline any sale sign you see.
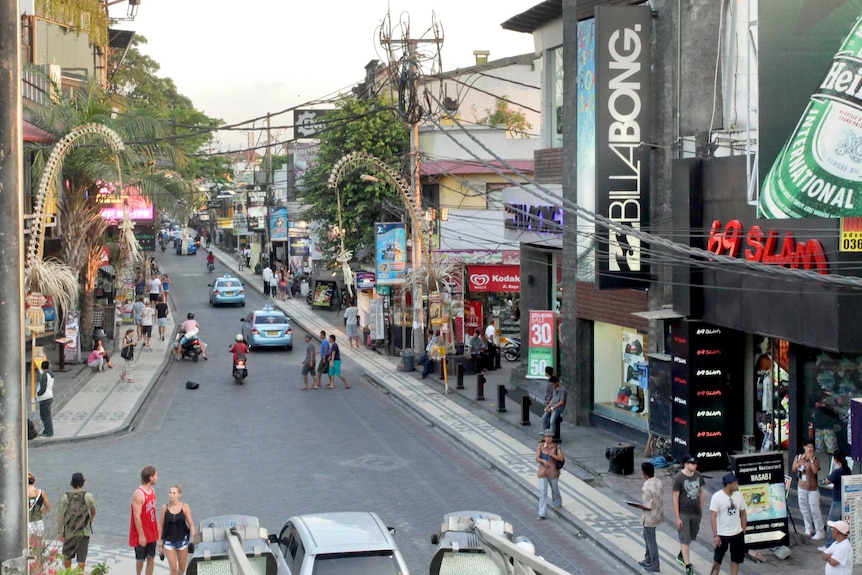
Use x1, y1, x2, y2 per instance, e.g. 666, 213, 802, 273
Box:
527, 310, 557, 379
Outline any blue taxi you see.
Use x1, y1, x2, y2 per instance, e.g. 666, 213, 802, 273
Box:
208, 274, 245, 307
241, 305, 293, 350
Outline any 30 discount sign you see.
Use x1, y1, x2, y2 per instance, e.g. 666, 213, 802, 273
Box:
527, 310, 557, 379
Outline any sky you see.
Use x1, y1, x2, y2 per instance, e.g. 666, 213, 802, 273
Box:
109, 1, 538, 152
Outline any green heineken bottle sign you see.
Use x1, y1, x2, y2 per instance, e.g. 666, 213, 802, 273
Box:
760, 13, 862, 218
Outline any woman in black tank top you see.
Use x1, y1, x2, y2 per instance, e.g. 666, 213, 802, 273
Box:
158, 484, 195, 575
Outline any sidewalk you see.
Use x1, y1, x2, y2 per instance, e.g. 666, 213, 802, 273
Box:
33, 243, 830, 575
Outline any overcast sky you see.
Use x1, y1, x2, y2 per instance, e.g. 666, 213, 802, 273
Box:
109, 1, 538, 152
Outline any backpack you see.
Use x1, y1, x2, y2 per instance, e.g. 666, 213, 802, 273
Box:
555, 447, 565, 470
63, 491, 90, 534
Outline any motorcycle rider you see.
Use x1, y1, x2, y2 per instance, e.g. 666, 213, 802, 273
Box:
175, 313, 208, 360
206, 252, 215, 270
229, 334, 249, 363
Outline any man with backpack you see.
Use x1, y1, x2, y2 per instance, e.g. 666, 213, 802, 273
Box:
57, 472, 97, 572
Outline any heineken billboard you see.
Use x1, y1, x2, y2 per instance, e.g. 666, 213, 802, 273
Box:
595, 5, 652, 288
759, 0, 862, 218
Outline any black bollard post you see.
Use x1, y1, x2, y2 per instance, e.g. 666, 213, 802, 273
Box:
520, 396, 532, 425
553, 415, 562, 444
496, 385, 507, 413
456, 363, 465, 390
476, 374, 485, 401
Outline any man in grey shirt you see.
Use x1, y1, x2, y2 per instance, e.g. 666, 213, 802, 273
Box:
300, 334, 316, 390
542, 376, 566, 432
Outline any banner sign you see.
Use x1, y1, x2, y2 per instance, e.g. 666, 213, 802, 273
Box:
134, 225, 156, 252
311, 280, 336, 308
841, 473, 862, 564
289, 236, 311, 256
527, 310, 557, 379
355, 270, 376, 290
269, 206, 288, 241
375, 222, 407, 285
464, 301, 483, 340
467, 265, 520, 292
370, 298, 385, 340
730, 451, 789, 549
595, 5, 652, 288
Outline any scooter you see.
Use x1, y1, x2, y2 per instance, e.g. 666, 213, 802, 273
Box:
503, 337, 521, 362
176, 329, 202, 362
232, 353, 248, 383
207, 261, 215, 273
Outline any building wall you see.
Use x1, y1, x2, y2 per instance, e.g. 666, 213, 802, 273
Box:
33, 20, 95, 78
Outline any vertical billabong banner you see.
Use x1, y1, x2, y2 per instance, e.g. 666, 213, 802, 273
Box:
595, 5, 651, 288
527, 311, 557, 379
759, 0, 862, 218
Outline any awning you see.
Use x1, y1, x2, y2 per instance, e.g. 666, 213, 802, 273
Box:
23, 121, 54, 143
98, 265, 116, 277
420, 160, 534, 177
631, 308, 685, 320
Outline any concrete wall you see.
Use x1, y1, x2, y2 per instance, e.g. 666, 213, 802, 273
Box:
34, 20, 94, 78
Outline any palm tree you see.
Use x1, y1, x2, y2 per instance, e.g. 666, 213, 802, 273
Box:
26, 78, 194, 345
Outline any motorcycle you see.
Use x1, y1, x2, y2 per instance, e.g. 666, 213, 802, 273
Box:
206, 261, 215, 273
151, 259, 160, 276
232, 352, 248, 383
502, 336, 521, 362
176, 329, 202, 362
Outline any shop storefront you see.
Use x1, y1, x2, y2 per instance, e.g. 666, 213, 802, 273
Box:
465, 263, 521, 341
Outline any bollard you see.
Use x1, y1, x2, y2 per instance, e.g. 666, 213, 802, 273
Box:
456, 363, 465, 390
496, 385, 507, 413
553, 415, 562, 444
520, 396, 532, 426
476, 374, 485, 401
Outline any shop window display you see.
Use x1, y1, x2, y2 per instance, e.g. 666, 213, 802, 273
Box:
802, 350, 858, 458
754, 337, 789, 452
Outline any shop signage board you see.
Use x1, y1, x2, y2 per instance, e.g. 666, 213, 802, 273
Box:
841, 474, 862, 564
852, 399, 862, 462
375, 222, 407, 286
134, 225, 156, 252
730, 451, 788, 549
841, 217, 862, 252
311, 280, 337, 308
467, 265, 520, 292
527, 310, 557, 379
370, 298, 385, 341
595, 5, 651, 288
269, 206, 288, 241
289, 236, 311, 256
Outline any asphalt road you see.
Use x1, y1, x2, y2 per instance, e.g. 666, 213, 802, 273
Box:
28, 252, 626, 574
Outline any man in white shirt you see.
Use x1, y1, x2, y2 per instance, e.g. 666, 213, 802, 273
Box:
484, 322, 499, 369
822, 520, 852, 575
262, 264, 274, 298
709, 473, 747, 575
148, 274, 162, 303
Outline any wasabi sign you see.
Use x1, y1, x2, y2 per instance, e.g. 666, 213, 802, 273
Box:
527, 311, 557, 379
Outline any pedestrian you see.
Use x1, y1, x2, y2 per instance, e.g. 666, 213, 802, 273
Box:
87, 344, 106, 372
58, 472, 97, 572
28, 471, 51, 571
672, 454, 705, 575
158, 484, 195, 575
634, 462, 663, 573
120, 328, 137, 383
484, 321, 499, 369
301, 334, 316, 390
155, 296, 169, 341
161, 274, 172, 303
327, 334, 349, 389
278, 270, 287, 301
133, 295, 146, 339
36, 360, 54, 437
262, 263, 274, 297
792, 439, 826, 540
134, 270, 146, 297
94, 339, 114, 369
130, 465, 160, 575
344, 301, 360, 348
421, 330, 438, 379
822, 520, 852, 575
543, 366, 555, 405
141, 300, 155, 349
821, 449, 852, 551
148, 274, 162, 303
708, 473, 747, 575
542, 376, 566, 433
316, 330, 331, 389
469, 328, 488, 373
536, 429, 564, 519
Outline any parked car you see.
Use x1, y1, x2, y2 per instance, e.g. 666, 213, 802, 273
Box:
241, 305, 293, 350
176, 239, 197, 255
208, 274, 245, 307
274, 512, 409, 575
428, 511, 522, 575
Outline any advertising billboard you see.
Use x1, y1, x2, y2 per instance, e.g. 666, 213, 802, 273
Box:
375, 222, 407, 286
269, 206, 288, 241
595, 5, 652, 287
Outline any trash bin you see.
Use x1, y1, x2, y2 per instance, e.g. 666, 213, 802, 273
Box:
606, 444, 635, 475
401, 349, 415, 372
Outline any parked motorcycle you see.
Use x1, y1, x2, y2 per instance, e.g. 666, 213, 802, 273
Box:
233, 353, 248, 383
503, 337, 521, 362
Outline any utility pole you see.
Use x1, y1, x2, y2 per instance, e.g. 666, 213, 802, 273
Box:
265, 112, 273, 267
0, 0, 29, 572
562, 0, 587, 425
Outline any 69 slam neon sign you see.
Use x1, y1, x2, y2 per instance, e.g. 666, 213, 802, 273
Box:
707, 220, 828, 275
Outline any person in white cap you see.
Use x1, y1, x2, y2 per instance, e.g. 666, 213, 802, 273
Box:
709, 472, 747, 575
822, 520, 852, 575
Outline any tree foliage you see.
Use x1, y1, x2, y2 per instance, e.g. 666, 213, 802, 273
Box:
298, 95, 410, 262
472, 96, 533, 138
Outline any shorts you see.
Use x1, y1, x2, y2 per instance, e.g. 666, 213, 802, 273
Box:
134, 317, 142, 325
149, 293, 160, 302
28, 520, 44, 536
329, 359, 342, 377
301, 363, 316, 376
677, 513, 701, 545
62, 535, 90, 564
163, 535, 190, 551
158, 317, 167, 327
318, 360, 330, 374
714, 532, 745, 565
134, 541, 157, 561
142, 325, 152, 337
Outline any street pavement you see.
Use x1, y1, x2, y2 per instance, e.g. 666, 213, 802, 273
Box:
27, 243, 834, 575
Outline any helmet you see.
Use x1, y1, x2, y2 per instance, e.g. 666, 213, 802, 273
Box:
235, 334, 244, 342
187, 312, 195, 320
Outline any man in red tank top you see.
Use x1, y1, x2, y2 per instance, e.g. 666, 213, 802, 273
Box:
129, 465, 160, 575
